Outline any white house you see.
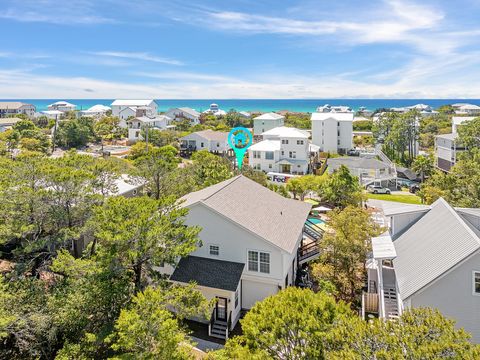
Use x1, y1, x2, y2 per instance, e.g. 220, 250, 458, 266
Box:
164, 175, 312, 338
0, 117, 22, 132
111, 100, 158, 125
179, 130, 230, 154
202, 103, 226, 117
327, 157, 396, 185
48, 101, 77, 112
248, 126, 310, 175
126, 115, 173, 143
253, 112, 285, 136
80, 104, 111, 118
389, 104, 438, 117
311, 112, 353, 154
452, 103, 480, 116
165, 107, 201, 125
364, 198, 480, 343
316, 104, 353, 113
0, 102, 36, 118
435, 116, 476, 172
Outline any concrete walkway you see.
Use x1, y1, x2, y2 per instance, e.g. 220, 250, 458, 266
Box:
191, 336, 224, 352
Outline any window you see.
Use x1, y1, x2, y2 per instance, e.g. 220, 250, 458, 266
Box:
297, 140, 304, 145
248, 250, 270, 274
337, 139, 341, 145
260, 252, 270, 273
281, 151, 284, 156
268, 164, 272, 169
217, 142, 220, 147
235, 289, 239, 308
282, 139, 289, 144
248, 251, 258, 272
337, 122, 340, 126
289, 151, 296, 158
253, 151, 260, 159
337, 130, 340, 136
201, 142, 204, 147
209, 245, 219, 256
265, 151, 274, 160
474, 271, 480, 295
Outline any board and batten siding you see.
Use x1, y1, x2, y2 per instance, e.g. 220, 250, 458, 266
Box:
406, 251, 480, 343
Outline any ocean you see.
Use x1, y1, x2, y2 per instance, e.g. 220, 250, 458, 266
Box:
3, 99, 480, 113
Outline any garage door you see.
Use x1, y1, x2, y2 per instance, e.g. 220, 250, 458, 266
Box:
242, 280, 278, 309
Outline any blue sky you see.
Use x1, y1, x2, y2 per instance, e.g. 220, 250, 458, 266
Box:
1, 0, 480, 98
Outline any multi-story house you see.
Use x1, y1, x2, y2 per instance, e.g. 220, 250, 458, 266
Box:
165, 107, 201, 125
311, 112, 353, 154
126, 115, 173, 143
48, 101, 77, 112
253, 112, 285, 137
452, 103, 480, 116
0, 102, 36, 118
179, 130, 230, 154
111, 100, 158, 126
435, 116, 476, 172
161, 175, 315, 339
248, 126, 310, 174
364, 198, 480, 343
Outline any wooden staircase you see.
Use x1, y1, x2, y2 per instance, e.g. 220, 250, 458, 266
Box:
383, 284, 399, 320
210, 320, 228, 339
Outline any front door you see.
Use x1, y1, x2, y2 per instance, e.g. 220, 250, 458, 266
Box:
216, 297, 227, 321
281, 164, 291, 173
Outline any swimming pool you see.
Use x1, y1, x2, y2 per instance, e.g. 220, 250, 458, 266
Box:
307, 217, 325, 225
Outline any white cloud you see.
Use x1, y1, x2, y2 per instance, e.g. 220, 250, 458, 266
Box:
89, 51, 183, 66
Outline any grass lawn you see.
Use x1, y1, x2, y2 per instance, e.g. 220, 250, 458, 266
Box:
366, 193, 423, 205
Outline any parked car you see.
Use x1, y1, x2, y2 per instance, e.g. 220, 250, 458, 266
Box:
409, 184, 421, 194
367, 185, 391, 194
347, 149, 360, 156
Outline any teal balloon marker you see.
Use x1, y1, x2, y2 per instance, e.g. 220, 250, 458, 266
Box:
228, 127, 253, 170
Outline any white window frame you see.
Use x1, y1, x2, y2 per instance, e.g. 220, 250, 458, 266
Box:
247, 250, 270, 274
209, 244, 220, 256
473, 271, 480, 296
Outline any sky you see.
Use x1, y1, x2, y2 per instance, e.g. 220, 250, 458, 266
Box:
1, 0, 480, 99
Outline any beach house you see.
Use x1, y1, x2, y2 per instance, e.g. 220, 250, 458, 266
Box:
248, 126, 310, 175
0, 102, 36, 118
179, 130, 230, 155
80, 104, 111, 118
363, 198, 480, 343
48, 101, 77, 113
435, 116, 476, 172
452, 103, 480, 116
316, 104, 353, 113
126, 114, 173, 143
202, 103, 226, 117
161, 175, 314, 339
0, 117, 23, 132
311, 112, 353, 154
111, 100, 158, 125
253, 112, 285, 137
165, 107, 201, 125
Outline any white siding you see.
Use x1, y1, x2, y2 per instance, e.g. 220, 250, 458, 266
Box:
242, 280, 278, 309
254, 118, 284, 136
407, 252, 480, 343
390, 212, 427, 237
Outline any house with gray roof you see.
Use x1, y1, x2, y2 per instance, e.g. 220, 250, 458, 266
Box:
0, 102, 35, 118
161, 175, 313, 339
364, 198, 480, 342
179, 129, 230, 154
327, 156, 396, 185
165, 107, 201, 125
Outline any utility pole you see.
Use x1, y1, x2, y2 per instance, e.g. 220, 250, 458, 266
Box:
52, 115, 58, 153
145, 124, 149, 153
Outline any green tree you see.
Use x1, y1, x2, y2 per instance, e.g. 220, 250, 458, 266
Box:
458, 116, 480, 149
88, 196, 200, 290
311, 206, 383, 302
55, 119, 93, 148
286, 175, 319, 200
411, 153, 434, 182
216, 288, 353, 359
239, 166, 268, 186
133, 145, 180, 200
318, 165, 363, 208
189, 150, 232, 188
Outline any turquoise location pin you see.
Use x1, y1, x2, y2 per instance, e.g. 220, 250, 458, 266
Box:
228, 127, 253, 170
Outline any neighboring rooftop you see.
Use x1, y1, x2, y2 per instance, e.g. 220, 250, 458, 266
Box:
393, 198, 480, 299
84, 104, 111, 112
254, 112, 285, 120
249, 139, 282, 152
0, 102, 32, 110
311, 112, 354, 121
262, 126, 309, 138
328, 156, 391, 170
180, 175, 311, 253
177, 107, 201, 117
111, 99, 155, 106
184, 129, 229, 142
0, 117, 23, 126
170, 255, 245, 291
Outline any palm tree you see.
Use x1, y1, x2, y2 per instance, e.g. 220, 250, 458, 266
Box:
412, 154, 434, 182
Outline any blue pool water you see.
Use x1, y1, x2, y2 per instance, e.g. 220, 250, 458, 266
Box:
308, 217, 325, 225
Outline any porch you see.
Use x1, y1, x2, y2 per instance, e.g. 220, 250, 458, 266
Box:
298, 218, 325, 264
169, 255, 245, 340
362, 234, 401, 320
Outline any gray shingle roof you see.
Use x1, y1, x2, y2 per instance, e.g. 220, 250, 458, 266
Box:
186, 130, 229, 142
328, 157, 390, 170
393, 198, 480, 299
0, 102, 30, 110
170, 256, 244, 291
180, 175, 312, 253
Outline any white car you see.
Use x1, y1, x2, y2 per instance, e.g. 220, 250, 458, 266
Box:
367, 185, 391, 194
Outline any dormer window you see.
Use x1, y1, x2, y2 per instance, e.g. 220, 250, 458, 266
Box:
209, 245, 219, 256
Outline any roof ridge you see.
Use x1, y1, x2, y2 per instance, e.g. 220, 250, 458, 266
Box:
435, 197, 480, 246
201, 175, 242, 202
